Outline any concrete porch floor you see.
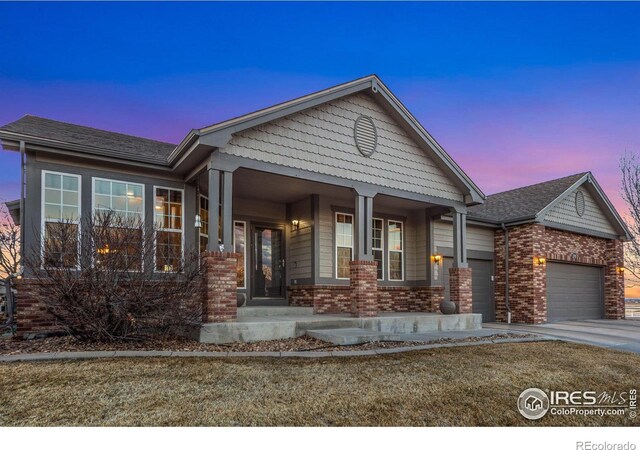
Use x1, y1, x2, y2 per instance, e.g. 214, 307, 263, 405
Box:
198, 306, 482, 344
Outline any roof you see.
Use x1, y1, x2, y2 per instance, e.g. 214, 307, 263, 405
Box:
3, 199, 20, 225
0, 115, 176, 165
468, 173, 587, 223
171, 75, 486, 204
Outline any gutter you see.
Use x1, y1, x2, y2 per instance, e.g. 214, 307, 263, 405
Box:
500, 223, 512, 324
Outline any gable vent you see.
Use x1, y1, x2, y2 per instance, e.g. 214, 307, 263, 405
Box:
575, 190, 585, 217
354, 115, 377, 157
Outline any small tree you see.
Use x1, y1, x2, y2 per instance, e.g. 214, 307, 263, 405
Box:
25, 210, 203, 341
620, 151, 640, 285
0, 202, 20, 279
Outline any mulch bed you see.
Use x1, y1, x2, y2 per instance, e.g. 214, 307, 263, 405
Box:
0, 332, 537, 356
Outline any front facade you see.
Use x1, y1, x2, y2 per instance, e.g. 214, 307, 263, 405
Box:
0, 75, 630, 337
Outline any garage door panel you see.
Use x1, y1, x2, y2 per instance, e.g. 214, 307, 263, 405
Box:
443, 257, 495, 322
547, 262, 603, 322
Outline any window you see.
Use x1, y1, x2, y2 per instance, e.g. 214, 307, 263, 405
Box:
154, 187, 183, 271
93, 178, 143, 222
388, 220, 404, 281
42, 171, 81, 268
372, 218, 384, 280
335, 213, 353, 279
199, 195, 209, 253
234, 221, 246, 289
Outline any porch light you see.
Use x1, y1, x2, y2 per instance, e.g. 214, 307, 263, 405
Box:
432, 254, 442, 263
292, 219, 300, 231
194, 214, 202, 228
617, 266, 625, 274
536, 257, 546, 266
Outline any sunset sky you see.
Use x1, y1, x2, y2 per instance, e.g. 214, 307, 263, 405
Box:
1, 2, 639, 294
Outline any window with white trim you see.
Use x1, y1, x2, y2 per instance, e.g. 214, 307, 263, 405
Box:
199, 195, 209, 253
335, 213, 354, 279
234, 221, 246, 289
372, 218, 384, 281
42, 171, 81, 268
154, 187, 183, 271
388, 220, 404, 281
92, 178, 144, 270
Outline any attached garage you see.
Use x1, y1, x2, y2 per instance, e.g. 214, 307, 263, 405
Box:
444, 257, 495, 322
546, 262, 604, 322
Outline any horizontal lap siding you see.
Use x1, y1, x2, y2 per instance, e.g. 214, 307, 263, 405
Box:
545, 186, 616, 235
288, 198, 313, 282
319, 198, 334, 278
434, 220, 495, 253
221, 93, 463, 202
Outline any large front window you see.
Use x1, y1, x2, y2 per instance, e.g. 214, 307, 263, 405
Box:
388, 220, 404, 281
93, 179, 143, 221
42, 171, 81, 267
335, 213, 353, 279
154, 187, 183, 271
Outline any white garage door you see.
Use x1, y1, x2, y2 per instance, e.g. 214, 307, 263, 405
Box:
547, 262, 604, 322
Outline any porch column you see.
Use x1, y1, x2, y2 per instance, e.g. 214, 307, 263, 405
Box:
449, 209, 473, 314
351, 191, 377, 317
203, 165, 237, 323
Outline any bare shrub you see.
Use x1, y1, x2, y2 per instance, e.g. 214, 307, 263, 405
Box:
25, 210, 203, 341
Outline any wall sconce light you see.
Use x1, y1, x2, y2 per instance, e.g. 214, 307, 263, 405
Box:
194, 214, 202, 228
432, 254, 442, 264
292, 219, 300, 231
617, 266, 625, 274
536, 257, 546, 266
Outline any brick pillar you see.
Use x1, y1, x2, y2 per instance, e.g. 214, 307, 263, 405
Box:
427, 286, 445, 313
449, 267, 472, 313
350, 260, 378, 317
604, 240, 625, 319
202, 251, 239, 323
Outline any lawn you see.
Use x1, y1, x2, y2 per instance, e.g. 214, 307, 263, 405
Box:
0, 341, 638, 426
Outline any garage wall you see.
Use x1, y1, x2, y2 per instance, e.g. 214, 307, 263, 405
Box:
433, 220, 495, 252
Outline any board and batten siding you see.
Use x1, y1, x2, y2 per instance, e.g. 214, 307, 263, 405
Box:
220, 93, 464, 202
433, 220, 495, 253
544, 186, 616, 236
288, 197, 313, 282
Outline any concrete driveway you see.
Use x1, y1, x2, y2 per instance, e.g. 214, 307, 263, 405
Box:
485, 319, 640, 354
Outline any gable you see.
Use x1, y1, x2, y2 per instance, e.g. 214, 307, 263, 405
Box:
544, 185, 617, 236
219, 93, 465, 202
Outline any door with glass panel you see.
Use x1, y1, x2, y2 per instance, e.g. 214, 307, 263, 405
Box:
251, 226, 285, 299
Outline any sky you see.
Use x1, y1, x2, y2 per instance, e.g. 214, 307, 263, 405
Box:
1, 2, 640, 290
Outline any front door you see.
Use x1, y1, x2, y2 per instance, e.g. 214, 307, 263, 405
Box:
251, 226, 285, 300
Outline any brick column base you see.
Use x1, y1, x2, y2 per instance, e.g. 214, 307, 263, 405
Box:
202, 251, 239, 323
449, 267, 473, 314
350, 260, 378, 317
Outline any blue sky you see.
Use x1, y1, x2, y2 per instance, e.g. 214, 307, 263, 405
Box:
1, 2, 639, 210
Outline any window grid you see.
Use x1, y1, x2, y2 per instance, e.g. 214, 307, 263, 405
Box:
372, 218, 384, 281
154, 187, 184, 272
234, 221, 246, 289
335, 212, 354, 279
387, 220, 404, 281
199, 195, 209, 253
93, 178, 144, 222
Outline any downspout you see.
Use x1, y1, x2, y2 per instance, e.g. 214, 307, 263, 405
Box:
500, 223, 512, 324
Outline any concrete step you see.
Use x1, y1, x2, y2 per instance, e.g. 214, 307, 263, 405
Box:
308, 328, 399, 345
237, 306, 314, 318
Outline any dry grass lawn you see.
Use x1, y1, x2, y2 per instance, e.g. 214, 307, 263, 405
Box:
1, 341, 638, 426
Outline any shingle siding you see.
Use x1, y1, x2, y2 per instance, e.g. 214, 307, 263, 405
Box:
220, 93, 464, 202
544, 185, 617, 236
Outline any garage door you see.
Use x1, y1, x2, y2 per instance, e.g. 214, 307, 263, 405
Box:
443, 258, 495, 322
547, 262, 604, 322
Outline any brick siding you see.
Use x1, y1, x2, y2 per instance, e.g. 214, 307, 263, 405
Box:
349, 261, 378, 317
449, 267, 473, 313
202, 251, 239, 323
494, 224, 625, 324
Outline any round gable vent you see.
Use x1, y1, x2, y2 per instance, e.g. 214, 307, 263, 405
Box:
354, 115, 377, 157
575, 191, 585, 217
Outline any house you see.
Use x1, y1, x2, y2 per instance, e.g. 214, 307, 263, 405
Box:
0, 75, 629, 339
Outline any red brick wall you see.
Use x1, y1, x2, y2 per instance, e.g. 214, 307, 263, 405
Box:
350, 261, 378, 317
13, 278, 60, 337
449, 267, 473, 314
494, 224, 625, 324
202, 251, 239, 323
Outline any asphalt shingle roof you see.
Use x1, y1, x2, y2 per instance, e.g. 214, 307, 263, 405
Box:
0, 115, 176, 165
468, 173, 587, 223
